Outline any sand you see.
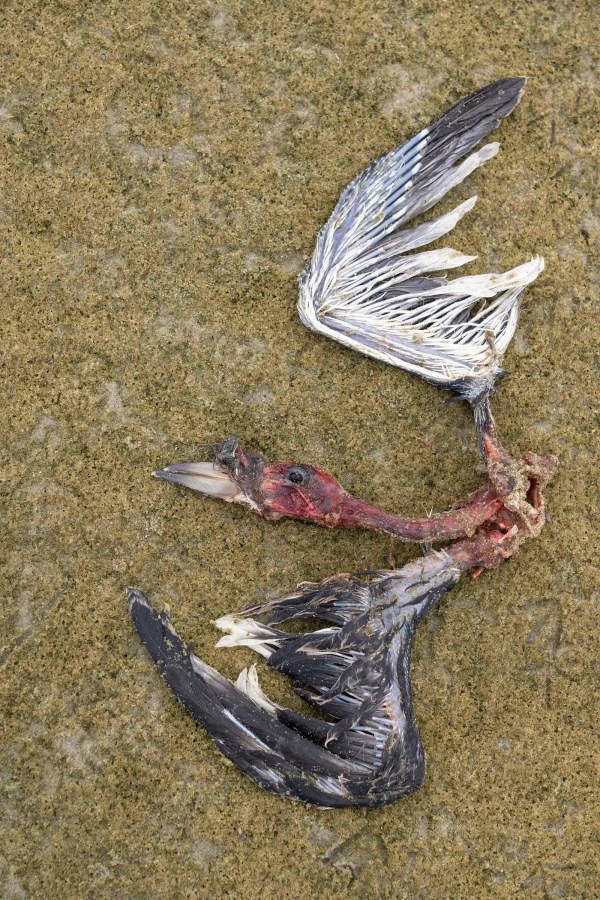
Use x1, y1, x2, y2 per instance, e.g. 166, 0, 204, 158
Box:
1, 1, 599, 897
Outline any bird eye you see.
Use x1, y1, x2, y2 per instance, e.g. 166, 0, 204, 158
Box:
286, 466, 309, 485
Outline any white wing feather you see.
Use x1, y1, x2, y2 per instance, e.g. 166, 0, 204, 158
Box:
297, 79, 543, 397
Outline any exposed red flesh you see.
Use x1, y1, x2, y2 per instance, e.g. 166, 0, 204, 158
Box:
334, 483, 504, 541
445, 410, 558, 573
241, 459, 506, 543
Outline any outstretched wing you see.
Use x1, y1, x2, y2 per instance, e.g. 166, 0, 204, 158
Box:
298, 78, 542, 399
128, 556, 458, 807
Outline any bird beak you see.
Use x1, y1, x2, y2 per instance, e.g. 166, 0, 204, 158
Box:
153, 461, 251, 505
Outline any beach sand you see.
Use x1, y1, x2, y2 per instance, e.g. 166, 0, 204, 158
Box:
1, 1, 599, 896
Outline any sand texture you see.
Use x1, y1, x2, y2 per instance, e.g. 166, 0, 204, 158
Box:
1, 1, 599, 897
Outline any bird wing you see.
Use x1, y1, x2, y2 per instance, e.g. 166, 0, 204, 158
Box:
128, 561, 457, 807
213, 562, 458, 801
298, 78, 543, 396
128, 589, 368, 808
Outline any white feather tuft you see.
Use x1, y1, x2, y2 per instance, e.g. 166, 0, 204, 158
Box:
214, 616, 283, 658
235, 664, 280, 714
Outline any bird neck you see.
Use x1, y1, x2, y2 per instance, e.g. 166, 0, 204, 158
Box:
338, 483, 503, 543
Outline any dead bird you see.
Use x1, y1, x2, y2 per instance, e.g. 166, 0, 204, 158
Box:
129, 79, 557, 807
128, 427, 556, 808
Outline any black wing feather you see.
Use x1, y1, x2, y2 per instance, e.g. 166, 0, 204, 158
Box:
128, 555, 459, 807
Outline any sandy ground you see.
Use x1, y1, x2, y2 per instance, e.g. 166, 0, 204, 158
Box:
1, 1, 599, 897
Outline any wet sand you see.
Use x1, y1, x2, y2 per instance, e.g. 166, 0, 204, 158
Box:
1, 1, 599, 897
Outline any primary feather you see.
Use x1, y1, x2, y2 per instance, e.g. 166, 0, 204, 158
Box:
298, 78, 543, 404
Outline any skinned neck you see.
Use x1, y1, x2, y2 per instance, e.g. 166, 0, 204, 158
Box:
338, 483, 503, 542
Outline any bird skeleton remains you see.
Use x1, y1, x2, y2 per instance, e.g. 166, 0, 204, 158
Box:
128, 79, 557, 807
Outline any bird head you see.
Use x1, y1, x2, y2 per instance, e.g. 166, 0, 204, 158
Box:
153, 435, 356, 527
